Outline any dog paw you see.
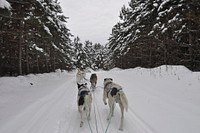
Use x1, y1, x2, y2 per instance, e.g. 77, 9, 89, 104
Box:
80, 121, 84, 127
119, 127, 123, 131
107, 117, 110, 121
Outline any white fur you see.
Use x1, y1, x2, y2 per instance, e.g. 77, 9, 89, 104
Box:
76, 68, 86, 84
103, 78, 128, 131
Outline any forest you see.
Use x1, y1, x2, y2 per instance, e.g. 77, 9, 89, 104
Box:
108, 0, 200, 71
0, 0, 108, 76
0, 0, 200, 76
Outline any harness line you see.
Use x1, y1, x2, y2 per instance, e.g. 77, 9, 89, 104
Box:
81, 84, 113, 133
95, 95, 105, 132
104, 115, 112, 133
86, 111, 93, 133
92, 91, 99, 133
96, 86, 112, 133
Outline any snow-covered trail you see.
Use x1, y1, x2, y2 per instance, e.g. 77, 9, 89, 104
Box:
0, 66, 200, 133
0, 72, 76, 133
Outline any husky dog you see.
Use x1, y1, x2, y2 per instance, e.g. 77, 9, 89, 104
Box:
90, 73, 97, 90
77, 83, 92, 127
103, 78, 128, 131
76, 68, 87, 87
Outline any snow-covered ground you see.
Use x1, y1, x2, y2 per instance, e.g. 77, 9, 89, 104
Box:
0, 66, 200, 133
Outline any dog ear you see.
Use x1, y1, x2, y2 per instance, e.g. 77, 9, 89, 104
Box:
104, 78, 112, 81
77, 83, 81, 89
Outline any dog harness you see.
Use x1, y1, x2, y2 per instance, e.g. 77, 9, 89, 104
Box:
78, 90, 90, 106
110, 87, 122, 97
79, 90, 90, 97
110, 87, 122, 103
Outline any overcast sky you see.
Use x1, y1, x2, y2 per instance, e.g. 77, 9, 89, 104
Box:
58, 0, 130, 45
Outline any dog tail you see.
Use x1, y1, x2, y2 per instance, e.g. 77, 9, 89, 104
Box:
119, 91, 128, 112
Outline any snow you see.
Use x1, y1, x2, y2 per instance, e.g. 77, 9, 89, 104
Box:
43, 25, 53, 36
158, 0, 170, 12
162, 28, 167, 33
32, 44, 44, 52
0, 65, 200, 133
153, 3, 158, 8
0, 0, 10, 9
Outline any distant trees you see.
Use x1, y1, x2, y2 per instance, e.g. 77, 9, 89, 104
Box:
0, 0, 73, 76
72, 37, 108, 70
108, 0, 200, 71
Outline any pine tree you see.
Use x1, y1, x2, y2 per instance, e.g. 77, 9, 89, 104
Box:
0, 0, 73, 76
107, 0, 200, 71
84, 40, 95, 69
72, 37, 88, 69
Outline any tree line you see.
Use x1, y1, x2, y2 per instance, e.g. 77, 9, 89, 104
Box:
0, 0, 108, 76
71, 37, 110, 71
1, 0, 200, 76
107, 0, 200, 71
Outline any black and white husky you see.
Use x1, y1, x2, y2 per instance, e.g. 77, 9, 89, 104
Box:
103, 78, 128, 131
77, 83, 92, 127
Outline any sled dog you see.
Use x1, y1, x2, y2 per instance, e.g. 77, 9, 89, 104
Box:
103, 78, 128, 131
76, 68, 87, 87
77, 83, 92, 127
90, 73, 97, 90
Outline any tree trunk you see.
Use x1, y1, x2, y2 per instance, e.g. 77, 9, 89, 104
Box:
25, 43, 30, 74
18, 20, 23, 75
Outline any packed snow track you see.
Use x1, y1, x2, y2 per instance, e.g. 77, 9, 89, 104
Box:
0, 66, 200, 133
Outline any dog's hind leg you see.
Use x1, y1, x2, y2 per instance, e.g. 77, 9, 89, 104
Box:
107, 98, 115, 121
118, 102, 124, 131
111, 101, 115, 117
84, 95, 92, 120
107, 100, 112, 120
85, 104, 91, 120
87, 104, 91, 120
79, 106, 84, 127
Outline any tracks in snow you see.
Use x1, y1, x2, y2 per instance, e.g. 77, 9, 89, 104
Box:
0, 75, 158, 133
68, 85, 157, 133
